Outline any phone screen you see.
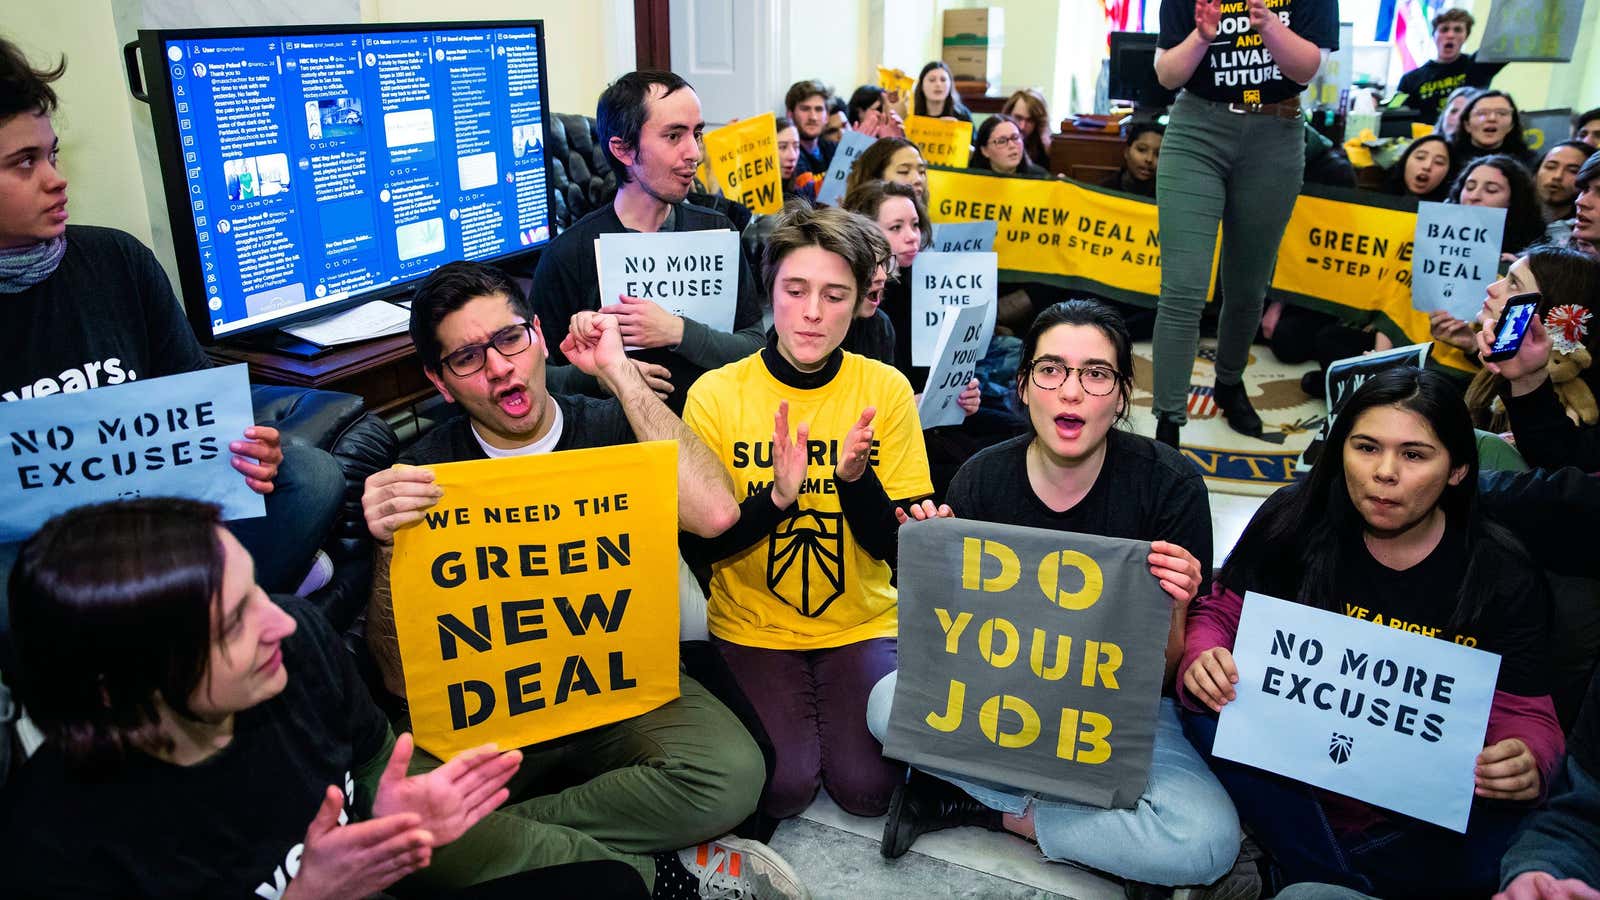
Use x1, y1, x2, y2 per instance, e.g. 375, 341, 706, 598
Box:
1489, 300, 1537, 357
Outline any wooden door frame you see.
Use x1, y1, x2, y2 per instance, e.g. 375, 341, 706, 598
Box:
634, 0, 672, 70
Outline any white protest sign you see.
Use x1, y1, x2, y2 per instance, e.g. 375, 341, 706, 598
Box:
1213, 592, 1500, 833
917, 303, 993, 429
911, 252, 998, 367
816, 129, 877, 207
1411, 201, 1505, 320
596, 230, 740, 340
930, 220, 998, 254
0, 364, 264, 541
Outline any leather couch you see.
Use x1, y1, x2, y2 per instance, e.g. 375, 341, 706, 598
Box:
545, 112, 617, 229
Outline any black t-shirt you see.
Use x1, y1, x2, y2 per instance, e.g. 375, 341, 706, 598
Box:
399, 391, 635, 466
1330, 518, 1550, 697
1395, 53, 1507, 122
880, 267, 928, 391
1, 225, 212, 403
840, 309, 896, 365
0, 600, 390, 899
1158, 0, 1340, 105
945, 429, 1214, 583
530, 202, 764, 412
1574, 668, 1600, 776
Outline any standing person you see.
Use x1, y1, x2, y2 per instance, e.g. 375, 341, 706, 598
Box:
1180, 368, 1562, 898
1452, 90, 1535, 168
971, 114, 1047, 177
785, 79, 836, 178
532, 71, 765, 413
913, 61, 972, 123
1002, 88, 1054, 170
865, 301, 1250, 897
1151, 0, 1339, 446
681, 205, 933, 822
1394, 8, 1507, 122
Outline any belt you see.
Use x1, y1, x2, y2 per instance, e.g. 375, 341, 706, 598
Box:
1225, 96, 1303, 120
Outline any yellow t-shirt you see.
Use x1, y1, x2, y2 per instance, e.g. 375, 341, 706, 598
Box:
684, 351, 933, 650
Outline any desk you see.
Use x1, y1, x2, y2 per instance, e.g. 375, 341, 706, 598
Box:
1047, 122, 1126, 183
207, 333, 433, 416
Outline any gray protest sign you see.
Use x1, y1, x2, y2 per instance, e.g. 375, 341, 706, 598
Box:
1476, 0, 1583, 63
1411, 201, 1504, 321
884, 518, 1169, 808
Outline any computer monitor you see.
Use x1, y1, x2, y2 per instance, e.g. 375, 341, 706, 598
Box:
130, 21, 554, 343
1108, 31, 1177, 109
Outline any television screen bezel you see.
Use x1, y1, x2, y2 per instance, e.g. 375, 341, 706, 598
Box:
136, 19, 555, 346
1107, 31, 1176, 109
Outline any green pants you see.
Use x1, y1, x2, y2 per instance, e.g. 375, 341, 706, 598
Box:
407, 672, 764, 892
1153, 91, 1306, 422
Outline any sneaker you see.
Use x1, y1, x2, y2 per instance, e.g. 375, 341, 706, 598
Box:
1212, 380, 1263, 437
678, 835, 808, 900
880, 768, 1004, 859
294, 550, 334, 597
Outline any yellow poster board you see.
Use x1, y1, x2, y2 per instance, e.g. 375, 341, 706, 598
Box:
391, 442, 681, 758
702, 112, 783, 214
905, 115, 974, 168
877, 65, 915, 99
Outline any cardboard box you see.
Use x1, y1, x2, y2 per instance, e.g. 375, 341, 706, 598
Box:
942, 44, 1001, 87
942, 8, 1005, 45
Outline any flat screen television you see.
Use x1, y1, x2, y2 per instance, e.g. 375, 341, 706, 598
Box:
127, 21, 554, 344
1108, 31, 1177, 109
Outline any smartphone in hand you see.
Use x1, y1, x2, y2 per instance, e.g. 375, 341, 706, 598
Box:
1484, 292, 1541, 362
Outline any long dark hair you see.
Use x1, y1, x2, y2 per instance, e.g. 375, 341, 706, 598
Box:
1383, 134, 1454, 201
1217, 369, 1520, 631
1452, 90, 1531, 161
10, 498, 228, 773
1017, 299, 1135, 426
846, 137, 921, 197
1003, 88, 1051, 165
1447, 155, 1546, 255
971, 114, 1042, 175
913, 61, 970, 120
840, 179, 932, 250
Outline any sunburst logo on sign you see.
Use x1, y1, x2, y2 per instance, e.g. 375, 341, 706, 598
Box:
1329, 732, 1354, 765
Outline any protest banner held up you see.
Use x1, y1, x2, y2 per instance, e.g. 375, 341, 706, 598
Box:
918, 303, 993, 429
817, 129, 877, 206
1213, 592, 1500, 832
1296, 342, 1432, 470
1475, 0, 1582, 63
886, 518, 1170, 808
703, 113, 782, 214
930, 220, 998, 253
0, 364, 263, 541
391, 442, 681, 758
1411, 201, 1505, 321
876, 65, 915, 99
911, 251, 998, 366
905, 115, 974, 168
597, 230, 740, 337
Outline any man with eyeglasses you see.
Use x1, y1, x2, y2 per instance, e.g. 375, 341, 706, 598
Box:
358, 260, 807, 900
1393, 8, 1506, 123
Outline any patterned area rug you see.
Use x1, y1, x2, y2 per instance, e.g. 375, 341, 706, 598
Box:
1126, 340, 1325, 497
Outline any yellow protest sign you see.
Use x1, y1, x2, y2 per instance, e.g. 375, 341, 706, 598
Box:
702, 112, 782, 214
877, 65, 915, 98
905, 115, 973, 168
391, 442, 681, 758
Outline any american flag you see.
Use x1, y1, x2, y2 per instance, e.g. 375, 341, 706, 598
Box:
1187, 384, 1219, 419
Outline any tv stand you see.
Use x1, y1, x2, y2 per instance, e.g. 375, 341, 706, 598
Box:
206, 331, 432, 417
226, 328, 330, 360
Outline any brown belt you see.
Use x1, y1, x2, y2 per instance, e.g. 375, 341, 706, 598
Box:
1224, 96, 1303, 120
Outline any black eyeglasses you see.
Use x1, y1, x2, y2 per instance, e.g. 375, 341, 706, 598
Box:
1024, 358, 1122, 396
440, 322, 535, 377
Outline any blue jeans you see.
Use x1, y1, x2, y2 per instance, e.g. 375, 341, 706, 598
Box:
1181, 708, 1529, 898
867, 672, 1241, 886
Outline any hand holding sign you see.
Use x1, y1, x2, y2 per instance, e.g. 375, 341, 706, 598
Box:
1147, 540, 1203, 607
957, 380, 981, 416
372, 732, 523, 845
1183, 647, 1240, 713
1475, 737, 1540, 801
893, 498, 953, 525
599, 294, 686, 350
771, 401, 810, 509
363, 465, 443, 545
1429, 310, 1477, 352
231, 425, 283, 494
835, 407, 876, 483
283, 788, 430, 900
1496, 872, 1600, 900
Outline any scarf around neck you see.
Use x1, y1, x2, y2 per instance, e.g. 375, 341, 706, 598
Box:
0, 234, 67, 293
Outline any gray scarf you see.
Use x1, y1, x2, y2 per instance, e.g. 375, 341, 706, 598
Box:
0, 234, 67, 293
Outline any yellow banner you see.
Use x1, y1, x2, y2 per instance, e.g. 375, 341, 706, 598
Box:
392, 442, 681, 758
703, 112, 782, 214
926, 168, 1473, 373
906, 115, 974, 168
877, 65, 915, 98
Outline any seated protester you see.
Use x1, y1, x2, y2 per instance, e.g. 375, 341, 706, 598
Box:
1435, 86, 1481, 144
1573, 152, 1600, 256
1303, 121, 1358, 188
1099, 120, 1162, 197
845, 85, 906, 140
0, 498, 567, 899
1534, 140, 1597, 245
865, 300, 1247, 895
839, 222, 898, 364
1002, 88, 1054, 171
0, 39, 341, 599
1394, 8, 1506, 122
1453, 90, 1536, 169
1475, 251, 1600, 471
361, 261, 803, 900
823, 95, 848, 145
1496, 667, 1600, 900
1381, 133, 1455, 201
784, 79, 836, 178
533, 71, 764, 414
1575, 107, 1600, 149
841, 180, 932, 384
679, 205, 933, 821
971, 114, 1048, 178
1448, 155, 1547, 258
1180, 368, 1564, 898
774, 116, 811, 202
844, 137, 928, 206
913, 61, 972, 123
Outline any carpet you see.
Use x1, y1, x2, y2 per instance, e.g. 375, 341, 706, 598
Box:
1126, 340, 1325, 497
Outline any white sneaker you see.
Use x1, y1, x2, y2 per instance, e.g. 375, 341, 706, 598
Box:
677, 835, 808, 900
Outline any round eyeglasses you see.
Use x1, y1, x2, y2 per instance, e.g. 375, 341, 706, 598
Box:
440, 322, 535, 377
1024, 359, 1122, 396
